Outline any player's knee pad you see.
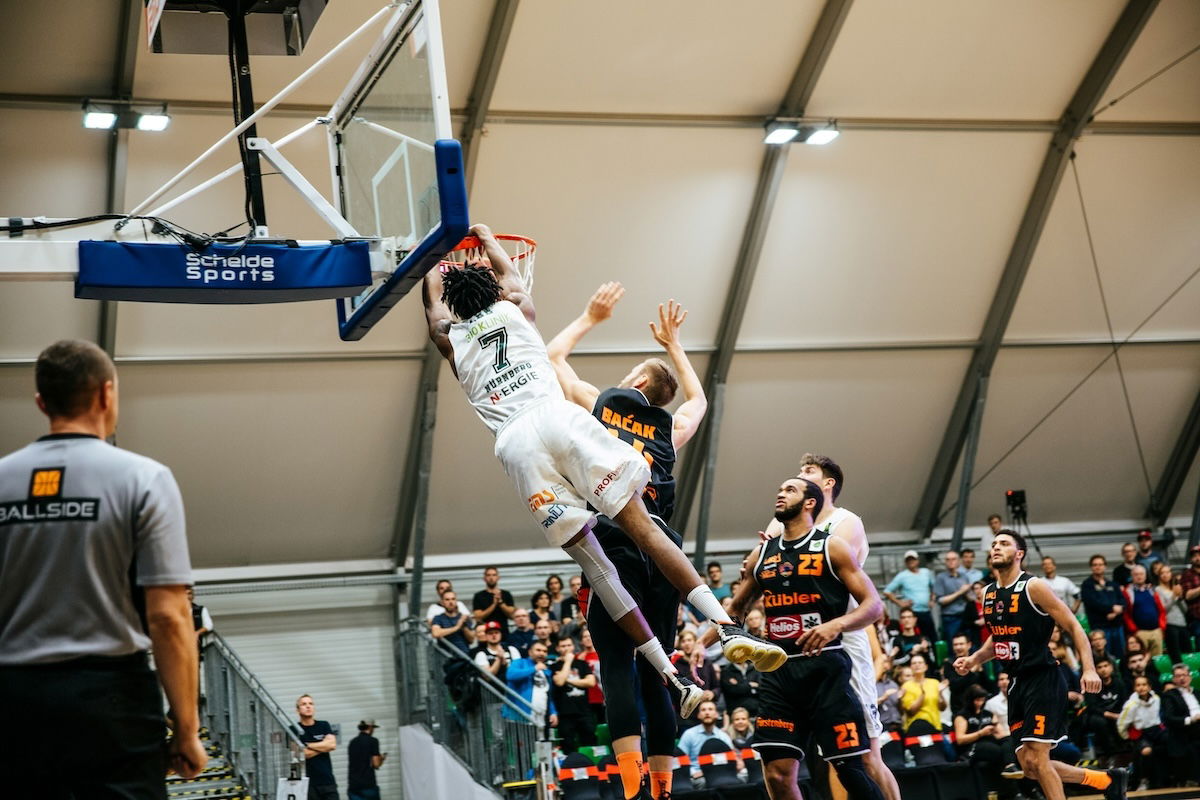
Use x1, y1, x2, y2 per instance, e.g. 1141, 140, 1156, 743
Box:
563, 530, 636, 620
829, 755, 883, 800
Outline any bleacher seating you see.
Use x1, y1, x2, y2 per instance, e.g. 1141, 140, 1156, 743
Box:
559, 751, 604, 800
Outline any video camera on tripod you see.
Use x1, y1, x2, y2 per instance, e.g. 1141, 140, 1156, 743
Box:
1005, 489, 1027, 522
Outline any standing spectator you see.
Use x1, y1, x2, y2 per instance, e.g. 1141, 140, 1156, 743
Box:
1179, 545, 1200, 645
677, 701, 736, 786
472, 566, 516, 638
507, 608, 536, 655
706, 561, 731, 601
943, 632, 994, 712
529, 589, 560, 634
545, 574, 567, 620
578, 628, 605, 724
550, 638, 597, 753
1116, 676, 1164, 790
430, 590, 475, 653
725, 706, 756, 748
1082, 658, 1126, 764
472, 621, 519, 683
1160, 663, 1200, 785
889, 608, 933, 666
1041, 557, 1081, 613
296, 694, 339, 800
720, 657, 760, 718
425, 580, 469, 622
965, 582, 990, 647
0, 339, 205, 797
1081, 554, 1127, 659
189, 587, 214, 645
532, 618, 557, 659
899, 653, 945, 732
883, 550, 937, 640
934, 550, 972, 642
561, 574, 583, 623
877, 664, 905, 732
1156, 565, 1190, 665
960, 548, 983, 584
347, 720, 386, 800
1134, 530, 1165, 579
1113, 542, 1138, 587
1124, 565, 1166, 657
504, 641, 556, 734
1121, 651, 1163, 695
981, 513, 1003, 558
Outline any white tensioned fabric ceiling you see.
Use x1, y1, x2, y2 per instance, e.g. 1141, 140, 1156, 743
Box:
0, 1, 1197, 572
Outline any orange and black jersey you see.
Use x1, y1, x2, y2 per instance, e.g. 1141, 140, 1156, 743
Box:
983, 571, 1057, 674
752, 529, 851, 656
591, 387, 676, 521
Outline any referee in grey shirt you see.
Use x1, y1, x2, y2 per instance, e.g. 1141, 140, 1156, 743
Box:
0, 340, 206, 797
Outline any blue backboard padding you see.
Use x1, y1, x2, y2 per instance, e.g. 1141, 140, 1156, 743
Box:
337, 138, 469, 341
77, 240, 372, 304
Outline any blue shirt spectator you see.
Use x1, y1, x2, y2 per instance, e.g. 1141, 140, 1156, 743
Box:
677, 701, 734, 779
1134, 531, 1165, 582
1080, 555, 1125, 632
430, 591, 475, 654
503, 641, 556, 726
960, 549, 984, 585
934, 551, 972, 641
884, 552, 936, 613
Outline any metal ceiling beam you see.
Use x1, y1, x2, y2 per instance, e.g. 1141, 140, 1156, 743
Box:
912, 0, 1161, 537
674, 0, 855, 532
390, 0, 522, 571
1147, 390, 1200, 525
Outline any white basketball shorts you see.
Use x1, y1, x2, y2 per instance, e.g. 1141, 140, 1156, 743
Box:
842, 628, 883, 739
495, 397, 651, 548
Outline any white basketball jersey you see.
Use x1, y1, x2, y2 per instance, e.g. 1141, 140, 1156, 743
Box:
818, 506, 869, 561
448, 300, 564, 435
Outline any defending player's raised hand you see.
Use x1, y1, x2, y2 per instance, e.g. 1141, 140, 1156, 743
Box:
649, 299, 688, 350
953, 656, 973, 676
1080, 668, 1101, 694
585, 281, 624, 323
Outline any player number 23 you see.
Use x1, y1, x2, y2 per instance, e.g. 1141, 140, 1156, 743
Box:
834, 722, 859, 749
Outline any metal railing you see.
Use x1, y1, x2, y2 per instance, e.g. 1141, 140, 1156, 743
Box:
202, 633, 306, 799
396, 618, 547, 792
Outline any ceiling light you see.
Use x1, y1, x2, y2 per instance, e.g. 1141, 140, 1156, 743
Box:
804, 126, 839, 145
764, 117, 839, 146
136, 113, 171, 131
83, 111, 118, 130
764, 119, 800, 145
83, 100, 170, 132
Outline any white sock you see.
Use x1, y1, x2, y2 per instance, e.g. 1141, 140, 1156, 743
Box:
636, 638, 675, 676
686, 585, 732, 625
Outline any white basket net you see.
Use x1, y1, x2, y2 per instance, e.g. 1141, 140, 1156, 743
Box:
440, 233, 537, 293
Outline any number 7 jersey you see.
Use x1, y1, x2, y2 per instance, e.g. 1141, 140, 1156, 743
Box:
449, 300, 564, 435
982, 571, 1057, 673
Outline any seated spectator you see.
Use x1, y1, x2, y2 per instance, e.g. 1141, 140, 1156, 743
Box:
1124, 631, 1148, 663
943, 632, 993, 712
430, 590, 475, 653
877, 663, 904, 732
507, 608, 536, 656
503, 641, 556, 733
1082, 657, 1127, 763
1123, 564, 1166, 657
1156, 565, 1190, 665
577, 628, 605, 724
1113, 542, 1138, 587
965, 581, 990, 648
532, 618, 557, 660
1121, 651, 1163, 695
1041, 556, 1082, 613
1049, 626, 1079, 673
954, 684, 1013, 793
719, 653, 760, 718
985, 671, 1011, 736
677, 701, 737, 787
725, 706, 755, 749
673, 630, 721, 731
745, 608, 766, 640
934, 550, 972, 643
424, 579, 469, 622
1117, 675, 1165, 789
529, 589, 560, 634
1081, 554, 1126, 659
472, 621, 520, 682
883, 550, 937, 640
900, 653, 944, 732
1088, 629, 1116, 667
1160, 663, 1200, 785
550, 638, 597, 754
890, 608, 934, 667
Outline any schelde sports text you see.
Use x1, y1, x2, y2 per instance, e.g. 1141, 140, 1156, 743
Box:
184, 252, 276, 283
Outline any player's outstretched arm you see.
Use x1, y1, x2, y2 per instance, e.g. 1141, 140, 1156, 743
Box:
1029, 577, 1100, 692
470, 223, 535, 322
421, 269, 454, 364
546, 282, 622, 409
649, 300, 707, 450
797, 537, 882, 655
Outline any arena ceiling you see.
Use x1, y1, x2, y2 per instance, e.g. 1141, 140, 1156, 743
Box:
0, 0, 1197, 575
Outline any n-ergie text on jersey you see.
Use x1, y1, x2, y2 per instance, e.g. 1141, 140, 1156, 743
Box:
487, 367, 540, 404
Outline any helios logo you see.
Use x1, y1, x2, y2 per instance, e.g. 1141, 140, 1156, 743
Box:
184, 252, 275, 283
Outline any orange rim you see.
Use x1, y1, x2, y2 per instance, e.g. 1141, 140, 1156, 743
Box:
446, 233, 537, 261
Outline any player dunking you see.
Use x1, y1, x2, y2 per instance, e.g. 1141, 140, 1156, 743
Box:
421, 225, 785, 719
547, 282, 712, 800
719, 478, 885, 800
761, 455, 900, 800
954, 530, 1127, 800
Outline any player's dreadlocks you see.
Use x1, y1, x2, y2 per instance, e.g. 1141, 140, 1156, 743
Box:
442, 264, 502, 320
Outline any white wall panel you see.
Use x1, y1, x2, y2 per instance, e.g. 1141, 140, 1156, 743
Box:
0, 283, 102, 359
1097, 0, 1200, 122
0, 368, 48, 457
469, 123, 763, 349
492, 0, 819, 115
742, 131, 1048, 346
808, 0, 1125, 119
204, 586, 401, 800
1007, 136, 1200, 342
116, 360, 418, 567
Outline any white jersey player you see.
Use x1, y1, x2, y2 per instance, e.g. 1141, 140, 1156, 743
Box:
422, 225, 788, 718
762, 454, 901, 800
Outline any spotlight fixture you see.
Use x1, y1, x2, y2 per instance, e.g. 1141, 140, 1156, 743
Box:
763, 117, 839, 146
82, 100, 171, 132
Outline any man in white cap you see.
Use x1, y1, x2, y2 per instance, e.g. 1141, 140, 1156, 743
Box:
883, 551, 937, 640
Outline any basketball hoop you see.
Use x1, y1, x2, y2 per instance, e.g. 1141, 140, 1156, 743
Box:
440, 233, 537, 293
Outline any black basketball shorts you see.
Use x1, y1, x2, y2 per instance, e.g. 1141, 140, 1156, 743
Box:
752, 648, 872, 763
1007, 665, 1068, 748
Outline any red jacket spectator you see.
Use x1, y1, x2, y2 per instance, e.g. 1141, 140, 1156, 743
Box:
1123, 581, 1166, 635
